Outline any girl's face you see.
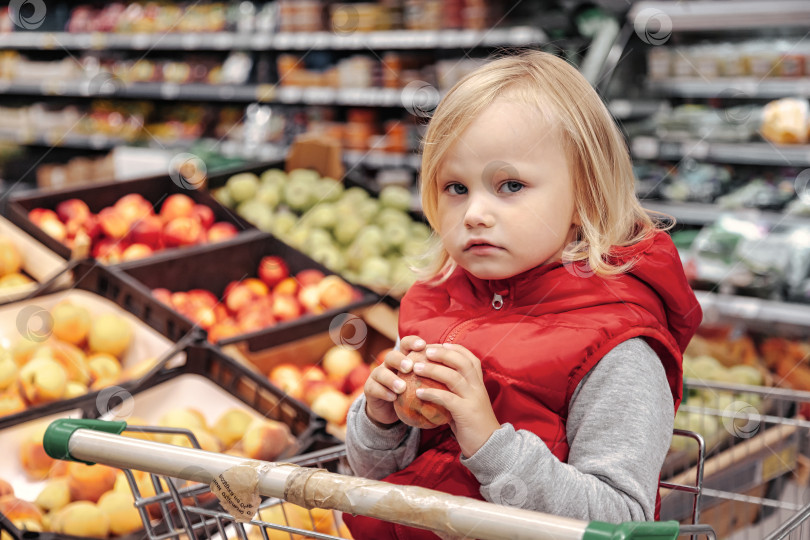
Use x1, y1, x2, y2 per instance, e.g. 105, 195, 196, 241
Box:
436, 98, 579, 281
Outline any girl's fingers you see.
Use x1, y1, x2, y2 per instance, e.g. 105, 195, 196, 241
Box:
371, 365, 408, 395
412, 360, 465, 392
384, 349, 413, 374
400, 335, 427, 353
423, 344, 479, 380
365, 379, 398, 402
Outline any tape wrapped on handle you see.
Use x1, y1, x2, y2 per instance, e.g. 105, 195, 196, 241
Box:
210, 461, 273, 522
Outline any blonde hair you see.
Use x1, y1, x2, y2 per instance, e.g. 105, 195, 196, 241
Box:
417, 50, 665, 282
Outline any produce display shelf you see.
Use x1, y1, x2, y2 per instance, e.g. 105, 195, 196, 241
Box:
697, 291, 810, 337
648, 78, 810, 99
0, 27, 546, 51
631, 136, 810, 167
628, 0, 810, 30
642, 200, 810, 227
0, 81, 440, 109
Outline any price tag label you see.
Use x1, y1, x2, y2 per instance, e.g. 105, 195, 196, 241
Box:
89, 32, 105, 49
214, 33, 234, 49
631, 136, 659, 160
274, 33, 291, 48
727, 297, 760, 319
161, 83, 181, 99
182, 34, 202, 49
131, 33, 151, 49
684, 140, 710, 160
255, 84, 276, 102
251, 34, 272, 49
304, 87, 334, 104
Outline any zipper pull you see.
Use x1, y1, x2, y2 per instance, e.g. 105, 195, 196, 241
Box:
492, 293, 504, 310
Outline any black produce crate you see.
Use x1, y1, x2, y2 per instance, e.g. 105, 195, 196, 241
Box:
117, 232, 381, 352
0, 343, 339, 540
0, 261, 197, 431
3, 170, 256, 262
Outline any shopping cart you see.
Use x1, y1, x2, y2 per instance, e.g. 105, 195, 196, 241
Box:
661, 379, 810, 540
40, 418, 718, 540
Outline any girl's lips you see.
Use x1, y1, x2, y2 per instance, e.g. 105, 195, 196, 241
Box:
464, 242, 502, 253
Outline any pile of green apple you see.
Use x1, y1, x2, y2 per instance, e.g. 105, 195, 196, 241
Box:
213, 168, 432, 294
670, 355, 765, 453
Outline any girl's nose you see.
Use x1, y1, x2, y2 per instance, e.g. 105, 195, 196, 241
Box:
464, 196, 495, 229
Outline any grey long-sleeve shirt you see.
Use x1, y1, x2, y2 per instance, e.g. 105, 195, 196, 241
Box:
344, 338, 674, 523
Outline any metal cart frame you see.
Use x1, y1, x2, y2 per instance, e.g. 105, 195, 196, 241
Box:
40, 418, 719, 540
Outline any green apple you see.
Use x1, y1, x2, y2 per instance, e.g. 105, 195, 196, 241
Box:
727, 365, 762, 386
333, 214, 366, 245
256, 184, 282, 209
402, 238, 429, 258
410, 222, 432, 240
359, 256, 391, 287
288, 168, 321, 185
237, 200, 273, 231
285, 226, 309, 249
271, 209, 298, 237
226, 172, 260, 203
318, 177, 344, 202
310, 244, 346, 272
357, 198, 380, 222
306, 202, 338, 230
304, 228, 334, 252
382, 221, 409, 252
341, 186, 371, 204
213, 187, 234, 208
376, 207, 412, 229
390, 261, 417, 290
260, 168, 287, 187
284, 180, 317, 212
379, 185, 412, 211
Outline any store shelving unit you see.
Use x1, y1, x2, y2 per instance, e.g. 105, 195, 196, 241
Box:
0, 20, 547, 178
630, 137, 810, 167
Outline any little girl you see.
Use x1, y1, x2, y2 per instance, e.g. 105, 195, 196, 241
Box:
344, 50, 701, 539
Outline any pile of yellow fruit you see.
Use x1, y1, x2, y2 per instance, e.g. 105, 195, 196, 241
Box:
0, 301, 145, 417
0, 235, 33, 289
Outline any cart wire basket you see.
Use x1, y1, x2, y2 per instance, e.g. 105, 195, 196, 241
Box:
39, 418, 719, 540
661, 379, 810, 540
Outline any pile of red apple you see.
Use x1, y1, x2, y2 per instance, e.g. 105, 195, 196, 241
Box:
27, 193, 240, 263
268, 345, 393, 427
151, 255, 363, 343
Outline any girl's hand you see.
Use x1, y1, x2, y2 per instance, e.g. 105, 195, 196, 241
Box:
364, 335, 427, 426
415, 343, 500, 457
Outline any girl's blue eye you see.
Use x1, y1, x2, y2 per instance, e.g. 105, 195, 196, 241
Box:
500, 180, 524, 193
446, 183, 468, 195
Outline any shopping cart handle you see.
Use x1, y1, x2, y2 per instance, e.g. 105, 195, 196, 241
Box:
44, 419, 127, 466
584, 520, 679, 539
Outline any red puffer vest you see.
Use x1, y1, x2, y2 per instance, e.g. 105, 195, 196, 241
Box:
344, 231, 701, 540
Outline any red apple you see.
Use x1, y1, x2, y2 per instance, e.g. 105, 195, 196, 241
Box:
162, 217, 204, 247
159, 193, 195, 223
317, 275, 355, 310
301, 365, 327, 384
258, 256, 289, 288
129, 214, 163, 247
342, 363, 372, 394
115, 194, 154, 225
272, 294, 303, 322
207, 318, 241, 343
207, 222, 238, 243
152, 288, 172, 305
92, 238, 124, 263
98, 206, 129, 239
296, 269, 325, 287
237, 303, 275, 334
268, 364, 303, 399
242, 278, 269, 297
224, 281, 259, 313
273, 277, 299, 296
170, 291, 191, 313
302, 379, 334, 405
187, 289, 218, 308
56, 199, 91, 224
121, 243, 153, 261
191, 204, 215, 229
29, 208, 60, 226
82, 214, 103, 241
298, 285, 323, 314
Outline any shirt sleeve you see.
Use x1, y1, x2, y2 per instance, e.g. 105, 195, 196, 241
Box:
344, 394, 421, 480
460, 338, 675, 522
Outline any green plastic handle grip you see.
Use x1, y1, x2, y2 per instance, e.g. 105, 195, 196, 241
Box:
583, 521, 679, 540
44, 418, 127, 466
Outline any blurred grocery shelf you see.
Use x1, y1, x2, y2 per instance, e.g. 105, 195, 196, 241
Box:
628, 0, 810, 31
0, 80, 438, 107
697, 290, 810, 330
648, 78, 810, 99
0, 27, 546, 51
631, 136, 810, 167
642, 200, 810, 227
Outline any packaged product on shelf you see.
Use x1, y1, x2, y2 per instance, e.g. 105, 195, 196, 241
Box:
760, 97, 810, 145
715, 178, 797, 211
661, 161, 732, 203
